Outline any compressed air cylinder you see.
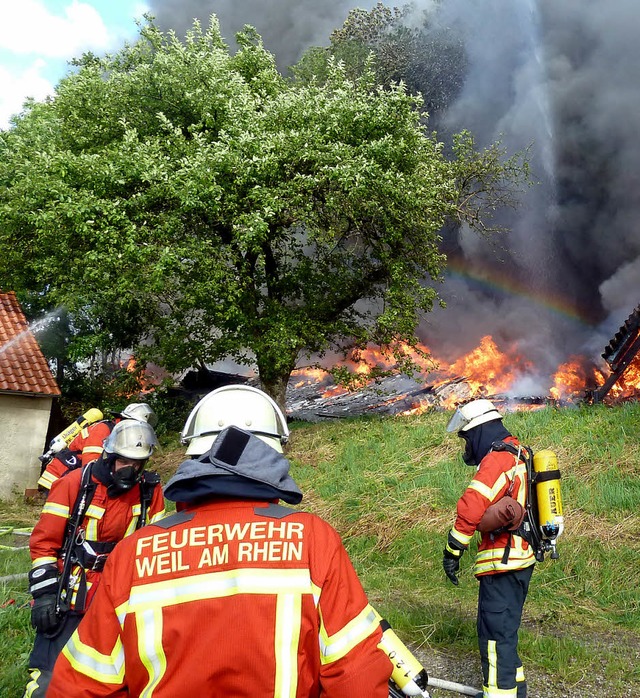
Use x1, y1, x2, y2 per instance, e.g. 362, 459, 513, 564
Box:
375, 613, 429, 697
532, 449, 564, 540
48, 408, 104, 453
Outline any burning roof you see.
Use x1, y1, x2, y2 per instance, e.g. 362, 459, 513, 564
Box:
286, 326, 640, 421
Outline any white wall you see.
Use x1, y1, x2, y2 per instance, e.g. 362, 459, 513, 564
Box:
0, 394, 52, 500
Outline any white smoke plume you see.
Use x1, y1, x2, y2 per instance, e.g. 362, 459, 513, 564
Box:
147, 0, 640, 392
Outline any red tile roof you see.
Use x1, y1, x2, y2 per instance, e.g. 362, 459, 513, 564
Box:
0, 292, 61, 397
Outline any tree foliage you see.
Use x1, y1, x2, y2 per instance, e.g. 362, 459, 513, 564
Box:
0, 16, 527, 408
292, 1, 468, 120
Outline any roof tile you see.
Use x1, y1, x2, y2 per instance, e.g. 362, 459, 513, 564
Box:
0, 292, 61, 396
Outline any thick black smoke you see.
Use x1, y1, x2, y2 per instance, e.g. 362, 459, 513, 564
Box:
148, 0, 640, 392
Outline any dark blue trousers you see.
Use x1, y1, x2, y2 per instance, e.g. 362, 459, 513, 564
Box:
24, 612, 83, 698
477, 565, 534, 697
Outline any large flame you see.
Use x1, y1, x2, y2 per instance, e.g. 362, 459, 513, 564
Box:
290, 334, 640, 412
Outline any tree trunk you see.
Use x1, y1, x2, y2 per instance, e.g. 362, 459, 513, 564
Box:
258, 373, 291, 417
256, 348, 299, 416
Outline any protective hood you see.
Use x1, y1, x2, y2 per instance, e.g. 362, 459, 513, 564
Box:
461, 419, 512, 466
164, 426, 302, 505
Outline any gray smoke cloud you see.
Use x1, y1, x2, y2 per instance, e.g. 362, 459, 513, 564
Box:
148, 0, 640, 392
147, 0, 377, 70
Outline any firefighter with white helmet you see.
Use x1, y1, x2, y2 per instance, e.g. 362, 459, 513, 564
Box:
119, 402, 159, 428
181, 383, 289, 455
48, 384, 391, 698
25, 419, 164, 698
443, 398, 535, 698
38, 402, 159, 492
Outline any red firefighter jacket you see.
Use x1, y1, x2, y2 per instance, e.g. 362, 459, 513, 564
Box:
37, 420, 119, 491
48, 499, 392, 698
449, 436, 536, 576
30, 465, 165, 611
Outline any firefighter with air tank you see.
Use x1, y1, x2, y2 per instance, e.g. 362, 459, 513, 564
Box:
37, 403, 158, 492
442, 398, 563, 698
24, 419, 164, 697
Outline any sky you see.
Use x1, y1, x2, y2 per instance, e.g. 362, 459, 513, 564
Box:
0, 0, 148, 129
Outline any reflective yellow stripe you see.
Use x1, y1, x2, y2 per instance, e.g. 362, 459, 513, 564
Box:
275, 593, 301, 697
83, 446, 104, 456
32, 556, 57, 567
61, 632, 125, 683
149, 508, 166, 524
483, 687, 517, 696
119, 570, 311, 695
468, 479, 493, 500
37, 471, 57, 489
126, 568, 313, 612
85, 504, 105, 519
24, 668, 42, 697
450, 527, 473, 546
516, 664, 525, 682
319, 604, 379, 665
42, 501, 69, 518
483, 638, 517, 696
488, 639, 497, 688
469, 471, 508, 501
86, 520, 98, 540
474, 544, 535, 574
137, 607, 167, 697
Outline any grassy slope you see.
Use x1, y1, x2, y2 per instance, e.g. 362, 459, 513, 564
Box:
1, 403, 639, 696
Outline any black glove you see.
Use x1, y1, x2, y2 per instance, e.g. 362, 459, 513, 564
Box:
31, 594, 60, 634
442, 548, 462, 586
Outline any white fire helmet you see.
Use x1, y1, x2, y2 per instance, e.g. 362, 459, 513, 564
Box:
181, 384, 290, 456
446, 399, 503, 433
120, 402, 158, 428
103, 420, 158, 460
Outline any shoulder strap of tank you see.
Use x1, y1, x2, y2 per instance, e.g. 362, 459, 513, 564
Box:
57, 463, 98, 615
137, 471, 161, 529
491, 440, 534, 474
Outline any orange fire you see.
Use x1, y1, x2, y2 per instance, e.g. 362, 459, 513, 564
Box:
290, 334, 640, 409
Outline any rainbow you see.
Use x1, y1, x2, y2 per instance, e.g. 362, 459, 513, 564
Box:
444, 260, 595, 327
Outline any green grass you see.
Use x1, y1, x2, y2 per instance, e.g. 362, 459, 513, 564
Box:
1, 403, 639, 697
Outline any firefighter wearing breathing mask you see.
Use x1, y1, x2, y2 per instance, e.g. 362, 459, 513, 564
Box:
24, 419, 165, 698
38, 402, 158, 492
443, 399, 535, 698
47, 384, 391, 698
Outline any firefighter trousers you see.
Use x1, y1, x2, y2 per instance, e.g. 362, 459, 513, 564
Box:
23, 612, 82, 698
477, 565, 534, 698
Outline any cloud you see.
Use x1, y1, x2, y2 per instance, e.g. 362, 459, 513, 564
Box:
0, 0, 111, 58
0, 1, 148, 129
0, 59, 54, 127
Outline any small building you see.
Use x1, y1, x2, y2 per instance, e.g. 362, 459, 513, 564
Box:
0, 292, 61, 500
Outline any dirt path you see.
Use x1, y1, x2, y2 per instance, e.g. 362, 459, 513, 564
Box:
413, 639, 640, 698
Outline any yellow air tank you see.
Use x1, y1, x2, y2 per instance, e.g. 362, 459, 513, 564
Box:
532, 449, 564, 558
40, 408, 104, 463
373, 608, 430, 697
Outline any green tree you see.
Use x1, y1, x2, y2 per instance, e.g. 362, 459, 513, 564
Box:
292, 2, 468, 120
0, 17, 526, 409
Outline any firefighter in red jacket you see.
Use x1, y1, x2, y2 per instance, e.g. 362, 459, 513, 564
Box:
24, 419, 165, 698
48, 385, 392, 698
442, 399, 535, 698
37, 403, 158, 491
